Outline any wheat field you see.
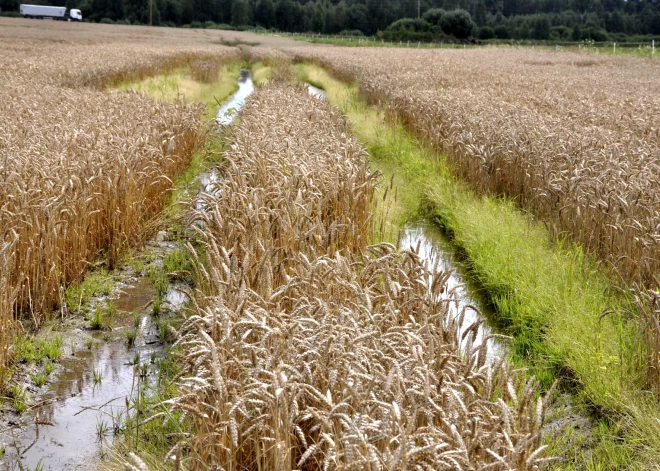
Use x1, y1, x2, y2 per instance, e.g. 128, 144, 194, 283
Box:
5, 19, 660, 468
288, 46, 660, 289
0, 26, 240, 373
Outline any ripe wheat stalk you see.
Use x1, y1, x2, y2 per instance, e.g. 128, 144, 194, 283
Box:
152, 82, 553, 470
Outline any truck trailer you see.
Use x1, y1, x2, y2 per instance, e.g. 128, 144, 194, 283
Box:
19, 4, 82, 21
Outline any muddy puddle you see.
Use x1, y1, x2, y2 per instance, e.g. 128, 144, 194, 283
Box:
0, 277, 164, 470
401, 222, 506, 359
216, 69, 254, 125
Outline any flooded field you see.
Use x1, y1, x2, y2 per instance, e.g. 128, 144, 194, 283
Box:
2, 67, 510, 471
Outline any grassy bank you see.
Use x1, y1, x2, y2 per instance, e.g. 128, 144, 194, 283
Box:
292, 62, 660, 470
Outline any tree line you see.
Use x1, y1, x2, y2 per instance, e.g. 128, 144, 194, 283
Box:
1, 0, 659, 41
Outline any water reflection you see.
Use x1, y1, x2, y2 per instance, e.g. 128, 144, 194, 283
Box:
216, 70, 254, 125
400, 221, 505, 360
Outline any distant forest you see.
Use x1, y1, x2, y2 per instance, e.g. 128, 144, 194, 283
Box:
2, 0, 659, 40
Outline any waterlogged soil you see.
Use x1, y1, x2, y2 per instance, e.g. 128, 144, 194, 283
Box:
0, 230, 190, 470
0, 71, 513, 469
0, 68, 256, 471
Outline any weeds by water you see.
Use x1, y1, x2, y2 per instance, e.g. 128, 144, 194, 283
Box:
29, 372, 47, 388
15, 335, 63, 364
10, 385, 28, 414
65, 271, 113, 314
151, 297, 162, 317
125, 329, 137, 347
93, 368, 103, 386
88, 307, 104, 330
162, 249, 192, 279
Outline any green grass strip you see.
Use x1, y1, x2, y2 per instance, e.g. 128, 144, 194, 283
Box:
292, 62, 660, 470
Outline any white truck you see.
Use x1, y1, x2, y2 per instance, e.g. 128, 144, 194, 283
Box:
19, 4, 82, 21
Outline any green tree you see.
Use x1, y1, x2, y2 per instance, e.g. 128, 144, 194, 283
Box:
479, 25, 494, 37
494, 23, 509, 37
422, 7, 445, 25
347, 2, 369, 33
231, 0, 250, 25
440, 8, 475, 37
311, 1, 325, 31
255, 0, 275, 27
334, 0, 348, 31
571, 22, 581, 40
518, 19, 531, 38
532, 16, 550, 39
474, 0, 487, 25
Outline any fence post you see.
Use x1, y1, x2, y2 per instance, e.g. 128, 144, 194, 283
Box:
613, 42, 616, 55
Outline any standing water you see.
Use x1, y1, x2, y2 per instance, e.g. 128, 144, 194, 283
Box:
216, 70, 254, 125
197, 70, 255, 211
400, 222, 505, 359
305, 83, 326, 100
0, 278, 162, 470
302, 84, 506, 359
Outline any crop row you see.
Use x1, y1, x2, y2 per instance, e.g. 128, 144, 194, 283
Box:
160, 83, 552, 470
288, 47, 660, 290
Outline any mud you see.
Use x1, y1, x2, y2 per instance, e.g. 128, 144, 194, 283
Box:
0, 273, 164, 470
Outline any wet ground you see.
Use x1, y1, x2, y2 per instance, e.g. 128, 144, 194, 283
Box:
0, 71, 257, 471
216, 69, 254, 125
0, 230, 189, 470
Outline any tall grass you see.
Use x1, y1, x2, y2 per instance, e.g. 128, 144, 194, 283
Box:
290, 62, 660, 469
288, 47, 660, 286
286, 47, 660, 395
